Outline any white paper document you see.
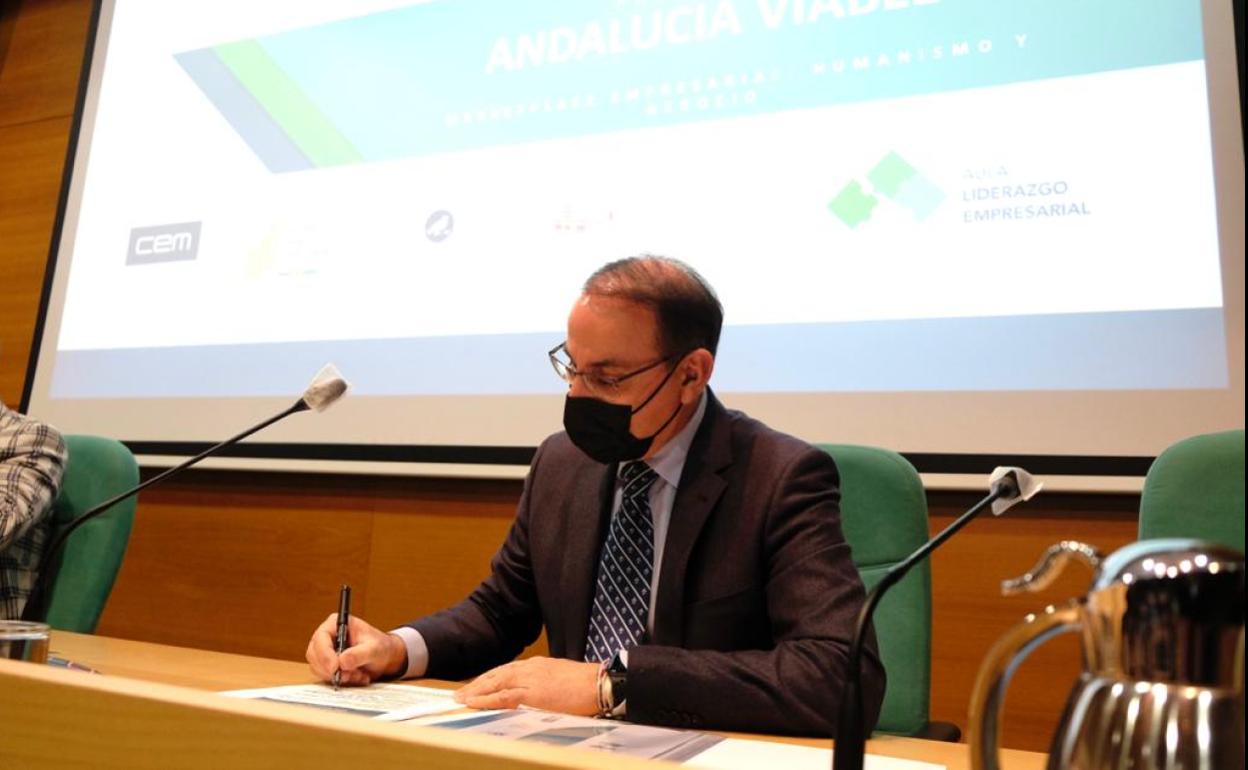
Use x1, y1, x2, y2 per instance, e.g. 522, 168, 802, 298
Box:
221, 683, 461, 721
685, 738, 945, 770
423, 709, 723, 762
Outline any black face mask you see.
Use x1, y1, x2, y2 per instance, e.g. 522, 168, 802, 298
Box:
563, 362, 684, 464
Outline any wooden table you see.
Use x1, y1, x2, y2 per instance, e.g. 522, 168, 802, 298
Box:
0, 632, 1048, 769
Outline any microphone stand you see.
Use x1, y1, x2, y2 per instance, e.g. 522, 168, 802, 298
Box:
20, 398, 310, 623
832, 479, 1018, 770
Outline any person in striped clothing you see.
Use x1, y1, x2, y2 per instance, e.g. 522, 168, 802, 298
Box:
1, 400, 67, 620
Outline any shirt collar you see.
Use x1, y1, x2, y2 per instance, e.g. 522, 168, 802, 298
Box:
620, 390, 708, 491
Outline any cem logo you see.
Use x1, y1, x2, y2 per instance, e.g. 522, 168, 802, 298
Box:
126, 221, 202, 265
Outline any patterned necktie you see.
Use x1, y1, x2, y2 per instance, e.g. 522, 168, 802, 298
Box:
585, 460, 659, 662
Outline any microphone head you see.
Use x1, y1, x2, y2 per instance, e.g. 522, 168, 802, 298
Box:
301, 363, 350, 412
988, 466, 1043, 515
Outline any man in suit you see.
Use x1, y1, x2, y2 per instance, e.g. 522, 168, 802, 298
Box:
307, 256, 885, 735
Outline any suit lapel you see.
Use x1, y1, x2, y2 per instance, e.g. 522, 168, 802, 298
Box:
652, 392, 732, 646
560, 460, 617, 660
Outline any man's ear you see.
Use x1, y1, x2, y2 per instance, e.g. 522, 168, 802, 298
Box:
679, 349, 715, 403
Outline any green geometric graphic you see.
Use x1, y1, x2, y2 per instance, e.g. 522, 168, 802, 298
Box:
214, 40, 362, 167
829, 151, 945, 227
828, 181, 880, 229
866, 152, 918, 198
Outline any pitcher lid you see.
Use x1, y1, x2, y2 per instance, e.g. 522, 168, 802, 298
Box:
1092, 538, 1243, 591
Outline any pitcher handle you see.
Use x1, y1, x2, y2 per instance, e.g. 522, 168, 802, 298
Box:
968, 601, 1083, 770
1001, 540, 1102, 595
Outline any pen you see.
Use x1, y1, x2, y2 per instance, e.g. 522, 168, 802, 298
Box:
46, 656, 102, 674
333, 583, 351, 691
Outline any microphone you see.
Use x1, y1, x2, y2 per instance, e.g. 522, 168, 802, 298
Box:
987, 466, 1042, 516
20, 364, 350, 623
831, 466, 1042, 770
300, 364, 350, 412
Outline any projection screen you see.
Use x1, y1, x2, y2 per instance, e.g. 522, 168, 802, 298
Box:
22, 0, 1246, 485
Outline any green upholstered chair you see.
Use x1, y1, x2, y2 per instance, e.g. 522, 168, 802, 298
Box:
40, 435, 139, 632
819, 443, 959, 741
1139, 429, 1244, 549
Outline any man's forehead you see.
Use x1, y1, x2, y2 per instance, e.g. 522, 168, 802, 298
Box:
566, 296, 662, 366
566, 334, 662, 366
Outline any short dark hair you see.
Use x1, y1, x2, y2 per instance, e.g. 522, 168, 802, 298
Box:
583, 255, 723, 356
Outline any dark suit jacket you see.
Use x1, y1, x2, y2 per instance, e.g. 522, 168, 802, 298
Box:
407, 391, 886, 736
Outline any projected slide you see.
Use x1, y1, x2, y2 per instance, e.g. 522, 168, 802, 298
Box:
49, 0, 1227, 398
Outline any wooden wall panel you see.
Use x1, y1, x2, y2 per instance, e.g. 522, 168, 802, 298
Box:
366, 505, 515, 628
367, 506, 552, 659
1, 0, 1158, 754
0, 8, 16, 91
926, 495, 1138, 751
0, 116, 72, 404
0, 0, 91, 125
95, 473, 376, 662
0, 0, 91, 405
96, 471, 556, 665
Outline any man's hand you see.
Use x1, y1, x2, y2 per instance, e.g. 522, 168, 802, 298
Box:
454, 657, 601, 715
305, 614, 407, 686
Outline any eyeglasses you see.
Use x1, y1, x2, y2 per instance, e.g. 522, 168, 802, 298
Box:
548, 342, 678, 398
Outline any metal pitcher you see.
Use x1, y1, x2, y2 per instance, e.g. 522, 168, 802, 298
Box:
969, 539, 1244, 770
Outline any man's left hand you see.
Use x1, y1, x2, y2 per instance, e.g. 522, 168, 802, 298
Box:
454, 657, 600, 715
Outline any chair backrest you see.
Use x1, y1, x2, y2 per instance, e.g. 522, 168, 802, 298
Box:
1139, 429, 1245, 549
819, 443, 931, 736
42, 435, 139, 632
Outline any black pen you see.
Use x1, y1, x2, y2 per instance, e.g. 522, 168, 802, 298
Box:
332, 584, 351, 691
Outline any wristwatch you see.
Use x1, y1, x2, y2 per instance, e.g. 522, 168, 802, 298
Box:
605, 649, 628, 711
